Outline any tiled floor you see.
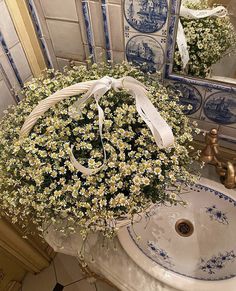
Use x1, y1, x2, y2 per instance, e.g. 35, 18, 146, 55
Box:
22, 253, 118, 291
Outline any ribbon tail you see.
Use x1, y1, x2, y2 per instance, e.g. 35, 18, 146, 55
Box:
135, 89, 174, 148
177, 20, 189, 69
180, 5, 228, 19
122, 78, 174, 148
69, 81, 110, 174
69, 146, 104, 175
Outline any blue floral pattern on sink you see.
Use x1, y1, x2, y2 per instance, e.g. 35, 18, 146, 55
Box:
200, 251, 236, 275
124, 0, 168, 33
206, 205, 229, 225
147, 241, 174, 268
123, 183, 236, 281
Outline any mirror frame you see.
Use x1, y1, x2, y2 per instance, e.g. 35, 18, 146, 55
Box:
164, 0, 236, 93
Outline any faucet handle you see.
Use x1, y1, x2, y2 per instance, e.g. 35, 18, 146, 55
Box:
206, 128, 218, 145
200, 128, 236, 189
200, 128, 220, 163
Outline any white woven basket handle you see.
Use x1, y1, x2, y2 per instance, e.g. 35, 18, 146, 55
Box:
20, 76, 174, 176
20, 80, 96, 137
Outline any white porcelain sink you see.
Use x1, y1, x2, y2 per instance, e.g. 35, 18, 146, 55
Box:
118, 178, 236, 291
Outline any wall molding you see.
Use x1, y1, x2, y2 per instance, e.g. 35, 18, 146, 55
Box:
0, 218, 51, 273
5, 0, 46, 77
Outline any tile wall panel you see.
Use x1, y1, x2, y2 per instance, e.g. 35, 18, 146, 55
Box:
40, 0, 78, 21
10, 43, 32, 82
107, 4, 124, 52
88, 1, 106, 48
0, 79, 16, 118
26, 0, 236, 147
0, 1, 19, 48
94, 46, 107, 63
47, 19, 85, 61
123, 0, 169, 75
0, 0, 33, 98
29, 0, 90, 70
0, 46, 21, 92
57, 57, 70, 71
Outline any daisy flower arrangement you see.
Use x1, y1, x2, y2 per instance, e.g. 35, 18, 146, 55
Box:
0, 62, 200, 238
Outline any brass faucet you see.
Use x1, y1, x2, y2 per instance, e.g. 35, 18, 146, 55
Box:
200, 128, 236, 189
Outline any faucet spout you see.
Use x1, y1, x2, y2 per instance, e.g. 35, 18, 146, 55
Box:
200, 128, 236, 189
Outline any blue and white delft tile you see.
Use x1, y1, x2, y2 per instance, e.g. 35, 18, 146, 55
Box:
201, 90, 236, 127
165, 14, 178, 64
125, 33, 165, 74
166, 81, 205, 118
27, 0, 59, 68
101, 0, 112, 61
205, 205, 229, 225
170, 0, 181, 15
0, 80, 17, 118
123, 0, 169, 37
199, 251, 236, 275
0, 48, 21, 92
81, 1, 95, 61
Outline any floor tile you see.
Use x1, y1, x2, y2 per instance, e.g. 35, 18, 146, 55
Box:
53, 283, 64, 291
64, 279, 96, 291
54, 253, 85, 286
22, 263, 56, 291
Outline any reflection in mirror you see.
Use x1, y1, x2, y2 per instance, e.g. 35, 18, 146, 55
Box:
173, 0, 236, 85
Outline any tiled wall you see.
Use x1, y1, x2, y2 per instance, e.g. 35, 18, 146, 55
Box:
28, 0, 126, 68
28, 0, 111, 70
0, 0, 232, 150
0, 0, 33, 117
165, 81, 236, 151
163, 0, 236, 151
121, 0, 236, 151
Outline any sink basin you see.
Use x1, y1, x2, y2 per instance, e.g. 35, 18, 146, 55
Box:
118, 178, 236, 291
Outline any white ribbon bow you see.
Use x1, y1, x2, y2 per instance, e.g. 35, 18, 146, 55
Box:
177, 5, 228, 69
20, 76, 174, 175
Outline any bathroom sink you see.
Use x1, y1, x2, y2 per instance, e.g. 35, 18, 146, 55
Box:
118, 178, 236, 291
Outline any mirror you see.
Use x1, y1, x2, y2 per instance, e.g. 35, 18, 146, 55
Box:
172, 0, 236, 86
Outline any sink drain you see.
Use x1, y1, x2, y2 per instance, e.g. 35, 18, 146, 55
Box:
175, 219, 194, 237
